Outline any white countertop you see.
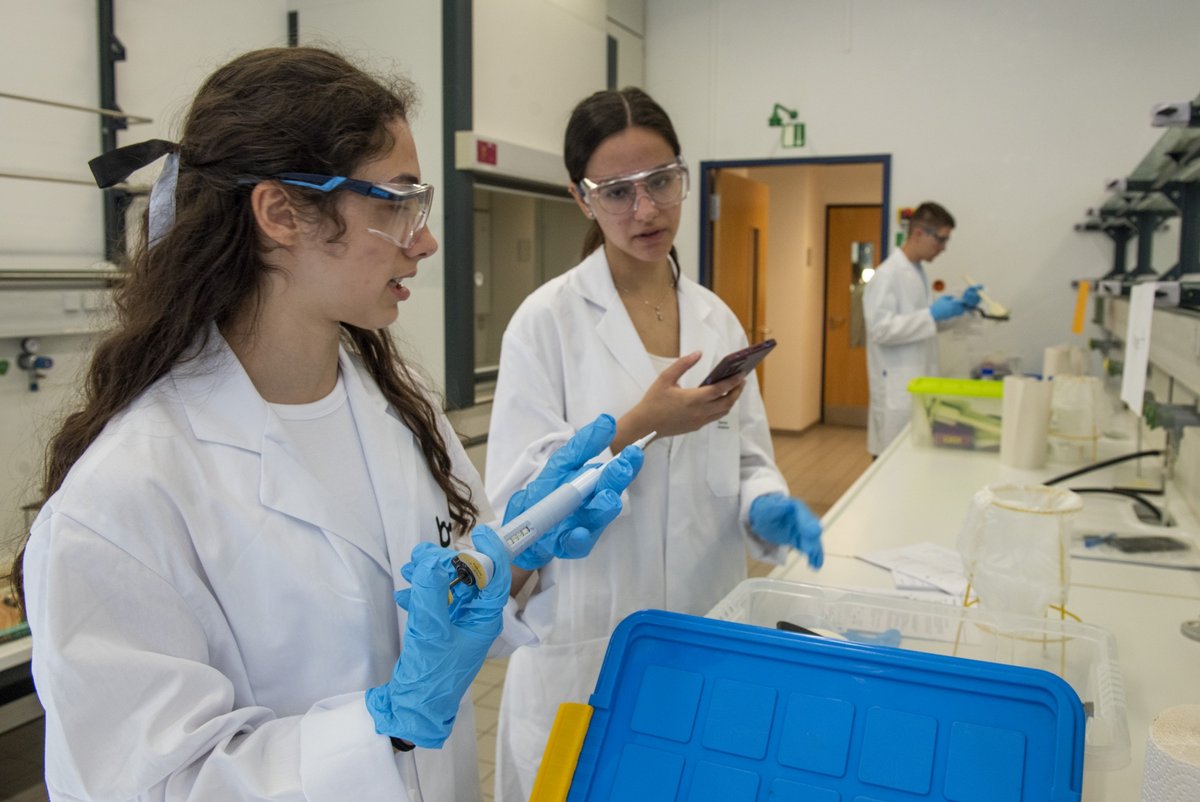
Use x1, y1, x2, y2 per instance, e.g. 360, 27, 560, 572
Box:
0, 634, 31, 673
770, 425, 1200, 801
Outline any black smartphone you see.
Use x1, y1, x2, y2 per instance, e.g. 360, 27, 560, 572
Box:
700, 339, 777, 386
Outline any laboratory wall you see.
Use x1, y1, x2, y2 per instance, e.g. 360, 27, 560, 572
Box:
644, 0, 1200, 383
473, 0, 609, 156
288, 0, 447, 382
0, 0, 286, 570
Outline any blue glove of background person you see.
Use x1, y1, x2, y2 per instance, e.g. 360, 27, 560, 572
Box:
749, 493, 824, 569
365, 527, 511, 748
960, 284, 983, 309
930, 294, 967, 322
504, 414, 645, 571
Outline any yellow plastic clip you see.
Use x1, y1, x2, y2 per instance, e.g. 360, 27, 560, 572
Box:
529, 702, 594, 802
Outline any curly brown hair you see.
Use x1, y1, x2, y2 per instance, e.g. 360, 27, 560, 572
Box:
9, 47, 476, 608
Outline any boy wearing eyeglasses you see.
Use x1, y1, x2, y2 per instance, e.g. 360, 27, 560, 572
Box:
863, 201, 980, 456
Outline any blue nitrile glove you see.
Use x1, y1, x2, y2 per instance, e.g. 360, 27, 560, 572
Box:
961, 284, 983, 309
749, 493, 824, 569
504, 414, 645, 570
930, 294, 967, 322
365, 527, 511, 748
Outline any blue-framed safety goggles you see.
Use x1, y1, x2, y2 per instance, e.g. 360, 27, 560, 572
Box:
270, 172, 433, 249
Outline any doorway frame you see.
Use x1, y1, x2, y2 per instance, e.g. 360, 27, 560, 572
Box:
697, 155, 892, 289
822, 202, 883, 426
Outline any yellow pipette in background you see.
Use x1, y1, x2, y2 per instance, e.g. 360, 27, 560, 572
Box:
1071, 281, 1090, 334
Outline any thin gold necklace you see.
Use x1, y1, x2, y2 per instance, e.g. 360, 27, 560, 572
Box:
615, 277, 677, 322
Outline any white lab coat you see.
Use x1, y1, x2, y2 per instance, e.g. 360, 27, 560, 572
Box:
485, 248, 788, 801
23, 328, 497, 802
862, 248, 941, 455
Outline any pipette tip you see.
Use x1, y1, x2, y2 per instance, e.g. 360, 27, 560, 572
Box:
631, 431, 657, 450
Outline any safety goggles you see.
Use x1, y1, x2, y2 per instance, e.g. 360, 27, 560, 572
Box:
918, 225, 950, 245
272, 172, 434, 249
578, 158, 689, 215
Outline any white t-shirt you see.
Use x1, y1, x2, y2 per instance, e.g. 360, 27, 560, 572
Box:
647, 352, 676, 373
269, 373, 386, 554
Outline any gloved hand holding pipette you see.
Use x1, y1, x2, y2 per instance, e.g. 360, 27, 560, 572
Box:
930, 284, 985, 322
366, 528, 510, 748
451, 413, 648, 590
368, 417, 646, 746
930, 294, 968, 322
961, 274, 1010, 320
961, 284, 983, 309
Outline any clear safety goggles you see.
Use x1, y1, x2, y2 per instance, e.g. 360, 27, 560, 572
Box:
578, 158, 689, 216
273, 172, 434, 249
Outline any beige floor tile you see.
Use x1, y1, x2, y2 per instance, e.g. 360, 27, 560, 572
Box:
476, 659, 509, 685
474, 702, 500, 733
469, 679, 495, 702
474, 684, 504, 710
476, 730, 497, 762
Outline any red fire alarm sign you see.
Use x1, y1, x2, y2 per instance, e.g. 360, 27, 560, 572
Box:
477, 140, 497, 165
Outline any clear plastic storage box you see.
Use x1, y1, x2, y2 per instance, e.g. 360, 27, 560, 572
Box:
706, 578, 1130, 771
908, 376, 1004, 451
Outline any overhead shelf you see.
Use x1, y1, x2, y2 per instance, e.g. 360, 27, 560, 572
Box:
0, 168, 149, 194
0, 90, 151, 124
1098, 191, 1178, 216
0, 267, 123, 285
1078, 90, 1200, 289
1126, 129, 1200, 189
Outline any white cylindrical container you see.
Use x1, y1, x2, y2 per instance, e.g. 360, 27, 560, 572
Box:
1043, 344, 1092, 378
1043, 344, 1072, 378
1000, 376, 1052, 469
1048, 375, 1104, 465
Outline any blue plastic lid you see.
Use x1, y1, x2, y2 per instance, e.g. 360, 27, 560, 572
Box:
569, 610, 1084, 802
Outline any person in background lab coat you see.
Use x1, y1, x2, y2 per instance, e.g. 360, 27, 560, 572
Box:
863, 201, 979, 456
10, 48, 641, 802
484, 87, 826, 801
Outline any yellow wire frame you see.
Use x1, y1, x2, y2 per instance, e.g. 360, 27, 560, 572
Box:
955, 574, 1081, 679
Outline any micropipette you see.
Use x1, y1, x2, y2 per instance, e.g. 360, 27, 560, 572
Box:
449, 431, 656, 591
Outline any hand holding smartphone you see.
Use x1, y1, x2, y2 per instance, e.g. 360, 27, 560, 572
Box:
700, 339, 777, 386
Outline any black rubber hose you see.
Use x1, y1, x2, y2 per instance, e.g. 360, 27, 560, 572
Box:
1042, 450, 1163, 486
1066, 487, 1167, 524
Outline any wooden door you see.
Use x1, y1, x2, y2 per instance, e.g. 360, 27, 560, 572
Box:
711, 171, 770, 385
823, 205, 880, 426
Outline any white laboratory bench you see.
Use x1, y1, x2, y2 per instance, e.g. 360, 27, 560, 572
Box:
0, 632, 38, 734
769, 426, 1200, 801
0, 635, 31, 673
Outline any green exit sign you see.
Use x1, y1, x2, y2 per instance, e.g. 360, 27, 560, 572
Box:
781, 123, 805, 148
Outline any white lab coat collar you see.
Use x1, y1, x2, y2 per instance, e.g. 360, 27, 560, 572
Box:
567, 248, 722, 388
894, 248, 929, 285
171, 327, 413, 575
